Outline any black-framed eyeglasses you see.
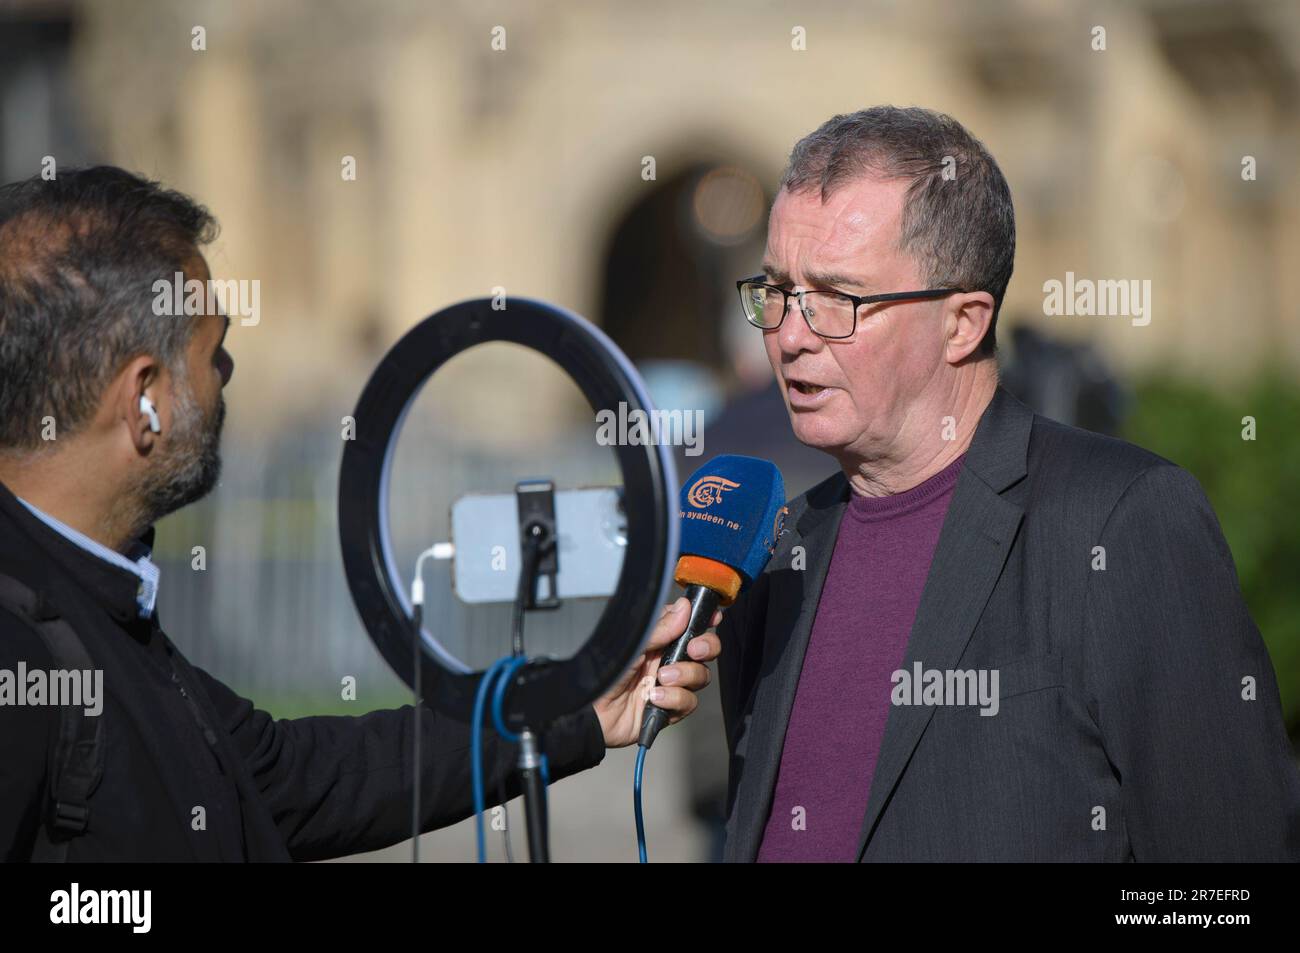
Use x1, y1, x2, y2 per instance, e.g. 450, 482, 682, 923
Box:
736, 275, 963, 340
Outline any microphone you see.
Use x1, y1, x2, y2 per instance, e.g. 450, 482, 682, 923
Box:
638, 455, 786, 749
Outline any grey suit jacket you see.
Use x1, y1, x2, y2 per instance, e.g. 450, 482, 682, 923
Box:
717, 385, 1300, 861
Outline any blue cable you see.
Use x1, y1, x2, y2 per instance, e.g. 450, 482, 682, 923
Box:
474, 654, 553, 863
634, 745, 648, 863
490, 656, 530, 742
471, 657, 514, 863
491, 657, 553, 825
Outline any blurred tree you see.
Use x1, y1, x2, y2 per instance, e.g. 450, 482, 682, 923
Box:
1122, 371, 1300, 746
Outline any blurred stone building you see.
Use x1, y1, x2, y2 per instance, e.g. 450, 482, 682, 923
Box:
4, 0, 1298, 436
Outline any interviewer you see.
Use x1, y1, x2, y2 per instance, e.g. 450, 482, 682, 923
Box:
0, 167, 719, 862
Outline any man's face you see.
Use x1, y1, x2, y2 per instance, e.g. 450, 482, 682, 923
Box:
135, 254, 233, 523
760, 176, 949, 459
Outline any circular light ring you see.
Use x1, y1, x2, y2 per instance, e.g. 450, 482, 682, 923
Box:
338, 297, 679, 729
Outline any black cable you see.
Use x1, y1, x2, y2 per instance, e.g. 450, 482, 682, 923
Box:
411, 600, 422, 863
500, 783, 515, 863
512, 525, 539, 657
511, 526, 554, 861
505, 532, 533, 861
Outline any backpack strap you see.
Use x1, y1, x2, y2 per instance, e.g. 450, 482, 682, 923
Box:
0, 573, 104, 861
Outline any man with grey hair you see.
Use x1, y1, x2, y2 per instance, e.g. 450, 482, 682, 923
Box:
717, 105, 1300, 861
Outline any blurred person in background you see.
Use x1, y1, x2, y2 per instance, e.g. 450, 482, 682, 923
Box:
998, 323, 1127, 436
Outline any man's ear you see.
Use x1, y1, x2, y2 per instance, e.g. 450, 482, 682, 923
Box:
116, 355, 166, 452
944, 291, 995, 365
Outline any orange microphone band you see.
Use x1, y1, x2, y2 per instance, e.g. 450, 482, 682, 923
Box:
673, 555, 742, 605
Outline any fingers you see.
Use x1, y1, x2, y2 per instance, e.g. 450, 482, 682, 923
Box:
657, 630, 719, 687
646, 684, 699, 720
657, 658, 711, 691
644, 597, 690, 651
685, 632, 720, 662
644, 597, 725, 652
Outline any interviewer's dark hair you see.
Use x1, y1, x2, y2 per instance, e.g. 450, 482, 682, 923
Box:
779, 106, 1015, 355
0, 166, 218, 450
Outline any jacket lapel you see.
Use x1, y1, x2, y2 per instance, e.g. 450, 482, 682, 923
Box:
726, 472, 849, 862
854, 386, 1033, 859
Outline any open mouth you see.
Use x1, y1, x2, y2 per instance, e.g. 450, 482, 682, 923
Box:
789, 380, 827, 396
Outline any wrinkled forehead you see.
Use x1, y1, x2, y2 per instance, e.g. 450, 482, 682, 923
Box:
763, 177, 909, 283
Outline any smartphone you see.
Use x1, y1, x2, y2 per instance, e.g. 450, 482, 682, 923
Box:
448, 486, 627, 604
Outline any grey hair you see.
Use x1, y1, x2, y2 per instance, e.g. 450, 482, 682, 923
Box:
778, 106, 1015, 354
0, 166, 218, 451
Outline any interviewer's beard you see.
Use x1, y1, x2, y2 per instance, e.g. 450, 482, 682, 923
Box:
134, 379, 226, 529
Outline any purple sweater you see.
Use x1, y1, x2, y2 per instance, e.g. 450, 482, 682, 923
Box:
757, 454, 965, 862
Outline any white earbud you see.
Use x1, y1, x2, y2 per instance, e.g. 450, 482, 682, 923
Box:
139, 395, 161, 434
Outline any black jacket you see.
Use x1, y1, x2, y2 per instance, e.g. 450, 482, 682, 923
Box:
718, 386, 1300, 861
0, 478, 605, 861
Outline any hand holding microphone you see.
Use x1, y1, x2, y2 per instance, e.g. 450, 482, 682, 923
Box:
592, 596, 723, 748
627, 455, 785, 862
639, 455, 787, 750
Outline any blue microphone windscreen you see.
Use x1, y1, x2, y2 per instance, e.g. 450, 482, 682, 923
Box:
679, 455, 787, 590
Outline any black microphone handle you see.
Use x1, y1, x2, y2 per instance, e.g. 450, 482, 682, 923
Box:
637, 583, 721, 750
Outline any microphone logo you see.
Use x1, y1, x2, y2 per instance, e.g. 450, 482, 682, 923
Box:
687, 475, 741, 508
769, 505, 789, 553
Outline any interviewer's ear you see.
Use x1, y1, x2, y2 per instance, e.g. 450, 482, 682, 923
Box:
139, 395, 161, 434
116, 355, 167, 451
944, 291, 995, 364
